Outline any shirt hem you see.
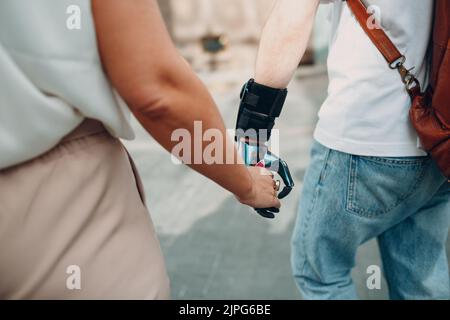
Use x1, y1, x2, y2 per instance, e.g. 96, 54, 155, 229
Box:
314, 127, 427, 157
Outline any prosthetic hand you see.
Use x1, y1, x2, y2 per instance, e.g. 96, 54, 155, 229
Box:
236, 79, 295, 219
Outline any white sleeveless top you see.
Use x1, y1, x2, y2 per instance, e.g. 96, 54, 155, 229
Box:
0, 0, 134, 169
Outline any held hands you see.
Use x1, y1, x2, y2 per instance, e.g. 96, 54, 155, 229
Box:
236, 166, 281, 219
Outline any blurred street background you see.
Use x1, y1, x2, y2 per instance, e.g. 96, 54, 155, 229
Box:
123, 0, 450, 300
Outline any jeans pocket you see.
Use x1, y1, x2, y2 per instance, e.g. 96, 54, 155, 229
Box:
345, 155, 430, 218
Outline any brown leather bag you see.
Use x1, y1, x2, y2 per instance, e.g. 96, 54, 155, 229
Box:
347, 0, 450, 180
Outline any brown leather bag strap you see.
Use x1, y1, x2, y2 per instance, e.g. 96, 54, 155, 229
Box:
346, 0, 403, 65
345, 0, 422, 98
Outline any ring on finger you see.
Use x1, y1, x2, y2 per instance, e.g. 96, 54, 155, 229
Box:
274, 180, 281, 192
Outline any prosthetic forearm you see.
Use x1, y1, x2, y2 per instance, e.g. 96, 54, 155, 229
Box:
236, 79, 287, 142
236, 79, 294, 219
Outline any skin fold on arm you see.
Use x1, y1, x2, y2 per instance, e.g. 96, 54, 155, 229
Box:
92, 0, 280, 209
255, 0, 320, 89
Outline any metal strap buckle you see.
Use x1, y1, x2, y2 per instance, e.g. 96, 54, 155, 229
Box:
389, 55, 406, 70
398, 64, 420, 90
390, 56, 420, 93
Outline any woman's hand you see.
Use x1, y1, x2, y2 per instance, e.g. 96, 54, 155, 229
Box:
236, 167, 281, 209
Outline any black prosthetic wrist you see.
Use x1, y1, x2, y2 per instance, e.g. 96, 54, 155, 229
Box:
236, 79, 288, 142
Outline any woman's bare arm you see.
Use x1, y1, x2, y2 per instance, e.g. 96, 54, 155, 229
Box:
92, 0, 279, 208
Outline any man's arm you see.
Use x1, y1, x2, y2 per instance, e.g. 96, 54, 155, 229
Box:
231, 0, 320, 214
91, 0, 280, 209
255, 0, 320, 89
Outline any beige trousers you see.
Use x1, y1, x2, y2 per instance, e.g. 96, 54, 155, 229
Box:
0, 120, 170, 299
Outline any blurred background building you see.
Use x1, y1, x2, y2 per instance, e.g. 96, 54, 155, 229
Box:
157, 0, 331, 71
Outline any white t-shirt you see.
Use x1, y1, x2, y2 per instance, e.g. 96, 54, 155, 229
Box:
0, 0, 134, 169
315, 0, 434, 156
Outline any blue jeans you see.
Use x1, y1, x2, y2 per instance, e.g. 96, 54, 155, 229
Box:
291, 141, 450, 300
